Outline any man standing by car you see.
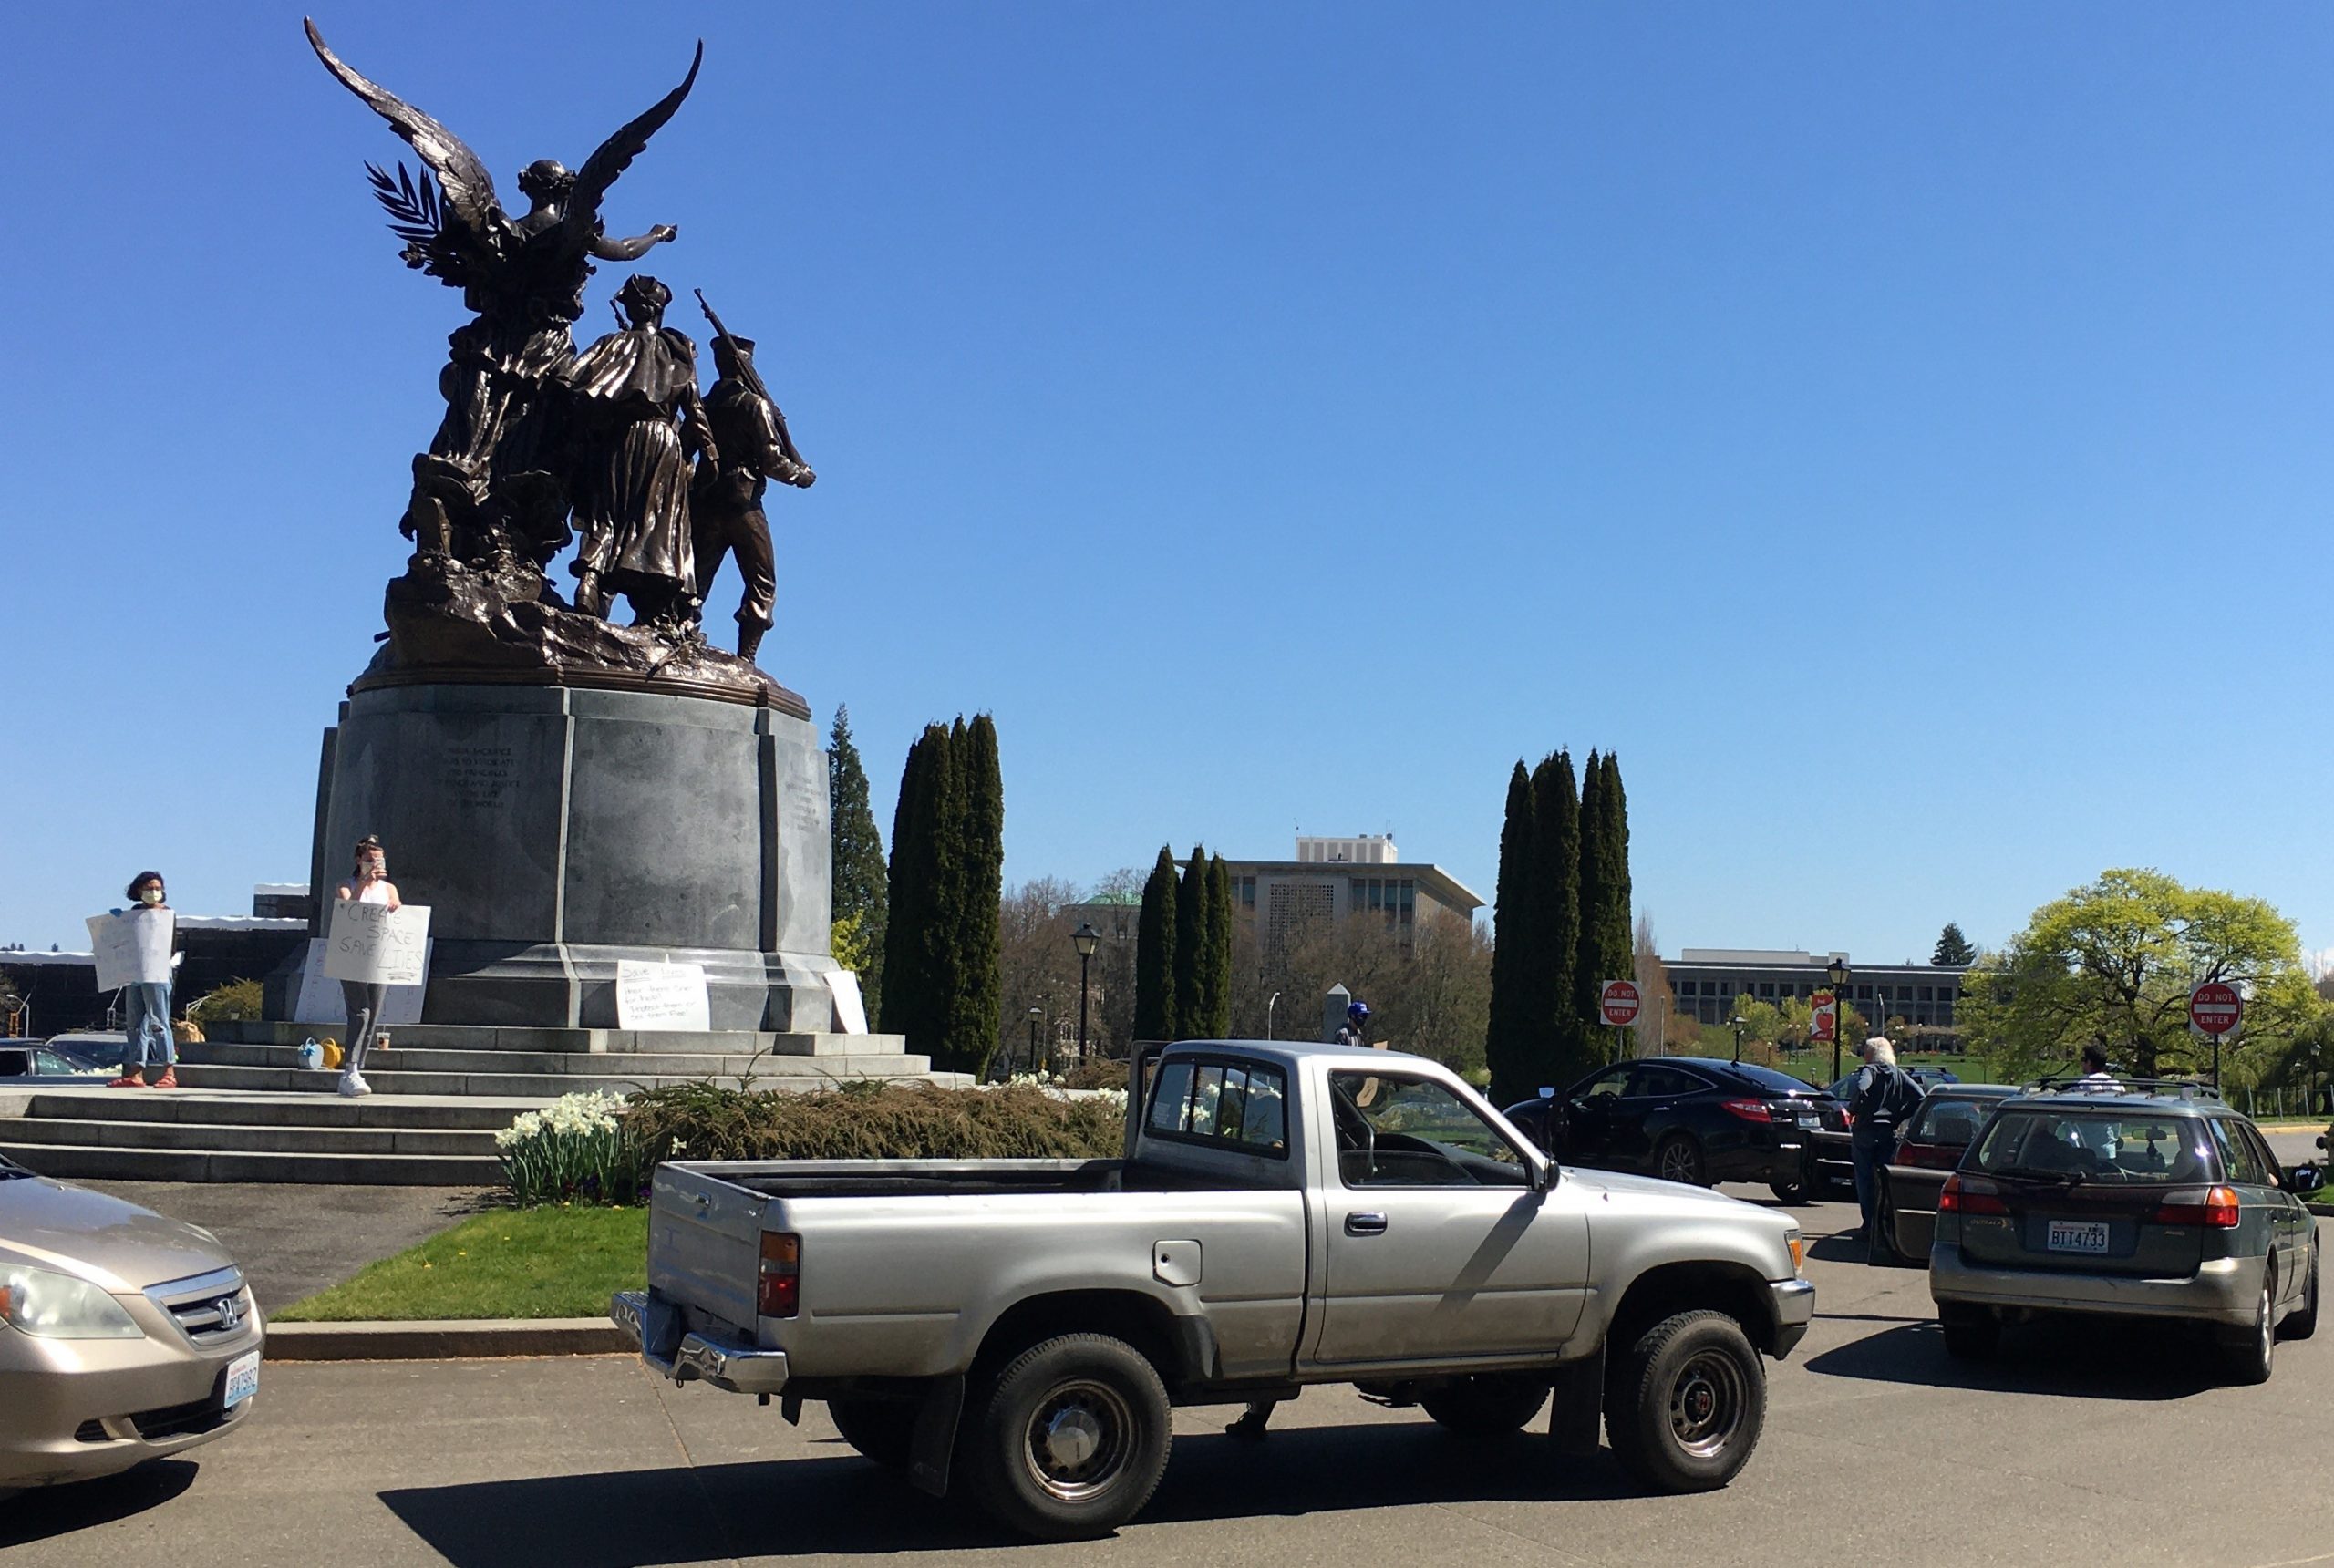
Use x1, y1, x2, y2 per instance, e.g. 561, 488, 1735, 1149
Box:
1849, 1037, 1922, 1256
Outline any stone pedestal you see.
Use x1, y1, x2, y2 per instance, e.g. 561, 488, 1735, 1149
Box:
270, 681, 842, 1032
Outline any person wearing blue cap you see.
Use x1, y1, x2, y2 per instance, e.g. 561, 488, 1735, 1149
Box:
1336, 1000, 1371, 1048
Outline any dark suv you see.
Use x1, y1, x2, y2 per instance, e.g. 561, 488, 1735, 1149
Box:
1929, 1079, 2323, 1382
1503, 1057, 1832, 1195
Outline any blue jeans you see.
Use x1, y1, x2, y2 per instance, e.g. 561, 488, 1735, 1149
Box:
1851, 1139, 1886, 1244
122, 982, 174, 1075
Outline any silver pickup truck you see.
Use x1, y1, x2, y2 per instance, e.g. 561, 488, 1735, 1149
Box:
613, 1039, 1813, 1540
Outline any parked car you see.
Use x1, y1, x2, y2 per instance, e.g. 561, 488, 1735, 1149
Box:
0, 1045, 112, 1085
1503, 1057, 1833, 1201
0, 1152, 264, 1488
1800, 1065, 1959, 1198
1929, 1080, 2321, 1381
615, 1039, 1813, 1541
1874, 1085, 2018, 1264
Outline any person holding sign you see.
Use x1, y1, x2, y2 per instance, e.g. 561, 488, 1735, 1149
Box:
108, 872, 178, 1089
332, 837, 402, 1098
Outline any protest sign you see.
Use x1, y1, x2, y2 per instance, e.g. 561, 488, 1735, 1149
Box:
828, 971, 869, 1035
324, 902, 432, 987
616, 960, 711, 1031
86, 910, 174, 991
290, 939, 429, 1026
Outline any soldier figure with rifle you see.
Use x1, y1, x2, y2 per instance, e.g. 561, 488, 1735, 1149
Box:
690, 290, 814, 664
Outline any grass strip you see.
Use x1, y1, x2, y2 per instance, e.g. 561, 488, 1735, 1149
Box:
271, 1204, 647, 1323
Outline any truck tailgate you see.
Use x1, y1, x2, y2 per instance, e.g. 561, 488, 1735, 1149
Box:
649, 1164, 768, 1336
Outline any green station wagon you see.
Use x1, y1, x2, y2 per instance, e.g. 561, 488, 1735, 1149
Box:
1928, 1080, 2322, 1383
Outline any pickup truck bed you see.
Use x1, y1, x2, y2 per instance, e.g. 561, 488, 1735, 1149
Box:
616, 1040, 1812, 1541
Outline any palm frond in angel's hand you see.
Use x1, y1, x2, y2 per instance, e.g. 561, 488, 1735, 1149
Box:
366, 160, 449, 273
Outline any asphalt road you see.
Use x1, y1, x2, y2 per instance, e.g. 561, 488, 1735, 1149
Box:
5, 1190, 2329, 1568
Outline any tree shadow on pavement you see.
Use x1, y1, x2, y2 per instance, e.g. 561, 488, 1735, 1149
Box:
0, 1460, 199, 1548
379, 1425, 1639, 1564
1806, 1316, 2223, 1401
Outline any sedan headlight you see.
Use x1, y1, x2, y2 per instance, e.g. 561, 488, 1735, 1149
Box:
0, 1264, 145, 1340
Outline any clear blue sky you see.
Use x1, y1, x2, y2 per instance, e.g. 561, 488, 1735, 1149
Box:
5, 5, 2331, 967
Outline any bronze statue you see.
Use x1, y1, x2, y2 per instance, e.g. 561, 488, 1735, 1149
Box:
305, 20, 697, 574
566, 276, 718, 630
691, 292, 815, 664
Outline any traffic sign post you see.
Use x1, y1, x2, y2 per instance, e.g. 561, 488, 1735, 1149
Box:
1598, 980, 1641, 1064
2189, 982, 2243, 1086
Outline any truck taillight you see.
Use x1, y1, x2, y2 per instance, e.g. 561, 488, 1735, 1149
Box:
1719, 1099, 1772, 1123
1938, 1174, 2007, 1216
2154, 1187, 2242, 1229
759, 1231, 800, 1318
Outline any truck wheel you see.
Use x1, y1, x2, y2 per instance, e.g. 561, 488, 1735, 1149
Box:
1936, 1302, 1998, 1360
964, 1333, 1172, 1541
1418, 1374, 1550, 1435
1654, 1135, 1706, 1188
828, 1398, 917, 1470
1604, 1310, 1765, 1492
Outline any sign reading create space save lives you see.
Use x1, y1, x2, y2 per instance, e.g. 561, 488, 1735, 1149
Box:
1597, 979, 1642, 1028
2189, 981, 2243, 1037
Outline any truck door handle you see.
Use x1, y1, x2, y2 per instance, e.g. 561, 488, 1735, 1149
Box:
1345, 1212, 1388, 1236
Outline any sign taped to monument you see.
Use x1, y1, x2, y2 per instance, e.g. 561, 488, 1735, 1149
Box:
86, 911, 175, 992
828, 971, 869, 1035
324, 902, 432, 987
617, 960, 711, 1032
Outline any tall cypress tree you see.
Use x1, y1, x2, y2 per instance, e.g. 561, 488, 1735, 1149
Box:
878, 723, 956, 1053
1203, 853, 1234, 1038
827, 706, 888, 1021
1529, 750, 1585, 1091
1577, 750, 1633, 1064
1486, 761, 1536, 1106
1173, 845, 1208, 1036
1134, 847, 1180, 1041
940, 714, 1005, 1075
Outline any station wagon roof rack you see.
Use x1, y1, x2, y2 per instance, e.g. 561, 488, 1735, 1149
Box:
2019, 1075, 2223, 1101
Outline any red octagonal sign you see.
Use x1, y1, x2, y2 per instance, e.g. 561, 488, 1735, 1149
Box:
1599, 980, 1642, 1028
2189, 981, 2243, 1037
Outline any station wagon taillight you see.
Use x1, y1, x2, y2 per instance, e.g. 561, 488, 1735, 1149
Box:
1938, 1174, 2007, 1216
2153, 1187, 2241, 1229
758, 1231, 801, 1318
1894, 1140, 1961, 1171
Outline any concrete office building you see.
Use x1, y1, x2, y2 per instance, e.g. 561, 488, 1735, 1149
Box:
1224, 836, 1484, 961
1664, 948, 1968, 1034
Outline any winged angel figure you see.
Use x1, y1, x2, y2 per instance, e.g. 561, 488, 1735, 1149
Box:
306, 19, 699, 576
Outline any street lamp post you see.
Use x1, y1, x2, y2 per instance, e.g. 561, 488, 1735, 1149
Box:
1730, 1018, 1746, 1066
1071, 922, 1100, 1064
1026, 1006, 1043, 1078
1825, 957, 1851, 1083
1266, 991, 1282, 1041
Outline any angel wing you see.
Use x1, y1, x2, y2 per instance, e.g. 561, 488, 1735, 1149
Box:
306, 17, 512, 279
566, 41, 704, 241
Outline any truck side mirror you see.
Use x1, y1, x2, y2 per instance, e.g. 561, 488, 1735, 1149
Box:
1531, 1157, 1558, 1192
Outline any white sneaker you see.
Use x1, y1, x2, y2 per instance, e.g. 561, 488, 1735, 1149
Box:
336, 1073, 372, 1099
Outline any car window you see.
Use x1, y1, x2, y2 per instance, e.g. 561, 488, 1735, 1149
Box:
1630, 1065, 1706, 1099
1972, 1110, 2213, 1183
2206, 1119, 2272, 1187
1907, 1098, 1992, 1148
2236, 1123, 2287, 1189
0, 1051, 30, 1078
1576, 1066, 1632, 1101
1729, 1063, 1816, 1097
1332, 1072, 1526, 1189
1145, 1057, 1289, 1158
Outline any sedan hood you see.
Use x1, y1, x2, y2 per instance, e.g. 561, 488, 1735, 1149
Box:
0, 1172, 236, 1293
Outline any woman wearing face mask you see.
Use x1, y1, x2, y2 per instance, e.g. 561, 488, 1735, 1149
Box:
109, 872, 177, 1088
333, 836, 403, 1098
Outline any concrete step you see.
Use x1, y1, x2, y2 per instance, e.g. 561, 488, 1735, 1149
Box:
21, 1090, 542, 1131
2, 1117, 497, 1158
0, 1141, 501, 1186
170, 1063, 954, 1098
188, 1041, 936, 1078
205, 1021, 908, 1057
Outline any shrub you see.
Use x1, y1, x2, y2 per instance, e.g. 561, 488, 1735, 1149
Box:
495, 1091, 655, 1206
625, 1081, 1125, 1165
187, 978, 264, 1026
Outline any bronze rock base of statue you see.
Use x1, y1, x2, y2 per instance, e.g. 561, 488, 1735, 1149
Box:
354, 554, 807, 717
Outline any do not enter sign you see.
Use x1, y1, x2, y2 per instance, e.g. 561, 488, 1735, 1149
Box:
1598, 980, 1642, 1028
2190, 981, 2243, 1037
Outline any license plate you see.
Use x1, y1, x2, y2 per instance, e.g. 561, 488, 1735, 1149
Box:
224, 1350, 260, 1408
1797, 1113, 1823, 1129
2046, 1220, 2111, 1254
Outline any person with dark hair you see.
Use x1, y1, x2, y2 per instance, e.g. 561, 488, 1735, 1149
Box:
2075, 1040, 2121, 1091
332, 837, 403, 1098
109, 871, 177, 1088
1335, 1000, 1371, 1048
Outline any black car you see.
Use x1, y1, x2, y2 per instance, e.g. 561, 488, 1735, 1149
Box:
1801, 1066, 1961, 1198
1503, 1057, 1833, 1198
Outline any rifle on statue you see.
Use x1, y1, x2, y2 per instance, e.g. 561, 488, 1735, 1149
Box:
694, 289, 813, 482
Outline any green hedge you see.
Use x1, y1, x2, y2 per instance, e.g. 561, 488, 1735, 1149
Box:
626, 1081, 1126, 1164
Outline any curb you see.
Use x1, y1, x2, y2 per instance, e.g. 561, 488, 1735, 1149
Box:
264, 1317, 632, 1362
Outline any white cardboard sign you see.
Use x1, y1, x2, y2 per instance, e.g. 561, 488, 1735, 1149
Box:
86, 910, 174, 991
323, 902, 433, 987
828, 971, 869, 1035
291, 939, 429, 1026
616, 961, 711, 1031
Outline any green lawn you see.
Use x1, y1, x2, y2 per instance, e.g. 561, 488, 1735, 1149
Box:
272, 1204, 647, 1322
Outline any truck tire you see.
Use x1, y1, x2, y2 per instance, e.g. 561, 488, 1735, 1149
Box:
828, 1398, 917, 1470
1604, 1310, 1765, 1493
1936, 1302, 1998, 1360
1418, 1374, 1550, 1435
963, 1332, 1172, 1541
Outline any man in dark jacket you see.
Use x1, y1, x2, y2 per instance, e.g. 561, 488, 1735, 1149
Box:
1849, 1036, 1922, 1257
